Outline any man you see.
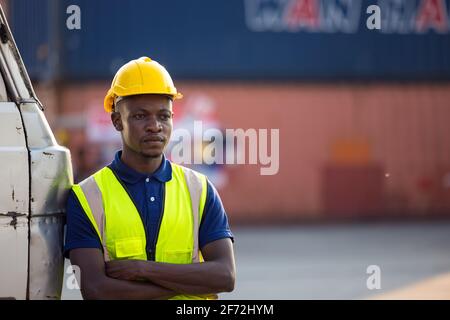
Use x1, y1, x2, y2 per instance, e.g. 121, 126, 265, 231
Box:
64, 57, 235, 300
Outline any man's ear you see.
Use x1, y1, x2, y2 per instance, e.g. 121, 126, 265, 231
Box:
111, 112, 123, 131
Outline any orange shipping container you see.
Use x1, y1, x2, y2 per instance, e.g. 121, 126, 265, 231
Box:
36, 82, 450, 223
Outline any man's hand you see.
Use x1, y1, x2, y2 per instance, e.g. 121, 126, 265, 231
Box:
105, 260, 144, 281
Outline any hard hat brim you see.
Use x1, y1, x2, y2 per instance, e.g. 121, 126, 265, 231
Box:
104, 91, 183, 113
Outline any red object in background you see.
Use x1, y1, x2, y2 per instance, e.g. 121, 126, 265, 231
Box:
416, 0, 449, 32
323, 164, 385, 218
417, 176, 434, 193
432, 168, 450, 213
416, 170, 450, 214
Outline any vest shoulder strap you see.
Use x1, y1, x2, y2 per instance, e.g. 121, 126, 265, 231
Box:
78, 171, 111, 261
175, 164, 208, 263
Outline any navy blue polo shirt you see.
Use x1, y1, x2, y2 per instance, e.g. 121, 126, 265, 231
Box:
64, 151, 234, 259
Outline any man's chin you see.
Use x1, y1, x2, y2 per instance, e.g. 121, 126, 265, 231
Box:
141, 149, 164, 159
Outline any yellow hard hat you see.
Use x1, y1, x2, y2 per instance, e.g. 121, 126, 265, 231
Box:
104, 56, 182, 113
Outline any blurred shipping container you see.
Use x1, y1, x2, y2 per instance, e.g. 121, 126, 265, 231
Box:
34, 82, 450, 222
8, 0, 450, 81
4, 0, 450, 222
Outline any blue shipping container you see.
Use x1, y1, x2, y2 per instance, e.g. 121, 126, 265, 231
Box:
9, 0, 450, 81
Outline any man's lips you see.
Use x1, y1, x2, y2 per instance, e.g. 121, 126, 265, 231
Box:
141, 136, 165, 143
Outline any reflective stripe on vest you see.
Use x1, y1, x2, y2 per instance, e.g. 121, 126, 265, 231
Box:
72, 162, 210, 300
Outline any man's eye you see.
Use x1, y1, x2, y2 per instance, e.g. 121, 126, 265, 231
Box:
160, 114, 171, 121
133, 114, 145, 120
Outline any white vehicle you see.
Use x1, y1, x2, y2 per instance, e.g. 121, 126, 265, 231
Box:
0, 6, 72, 299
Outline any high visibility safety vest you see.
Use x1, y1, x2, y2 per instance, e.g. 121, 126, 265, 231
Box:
72, 162, 212, 300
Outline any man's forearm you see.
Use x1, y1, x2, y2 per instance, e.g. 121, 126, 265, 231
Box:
135, 260, 234, 295
104, 239, 236, 296
82, 274, 176, 300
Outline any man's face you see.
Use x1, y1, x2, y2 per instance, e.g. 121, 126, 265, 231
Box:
111, 94, 173, 158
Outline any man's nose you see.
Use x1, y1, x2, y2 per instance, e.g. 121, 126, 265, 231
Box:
145, 116, 162, 132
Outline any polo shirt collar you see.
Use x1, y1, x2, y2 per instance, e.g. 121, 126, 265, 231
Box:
110, 150, 172, 184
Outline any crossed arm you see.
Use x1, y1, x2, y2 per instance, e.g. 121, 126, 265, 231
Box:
69, 238, 235, 300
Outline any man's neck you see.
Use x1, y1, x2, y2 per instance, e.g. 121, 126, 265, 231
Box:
120, 149, 163, 175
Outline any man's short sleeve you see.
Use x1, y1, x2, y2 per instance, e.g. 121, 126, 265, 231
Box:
199, 180, 234, 249
64, 190, 102, 258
